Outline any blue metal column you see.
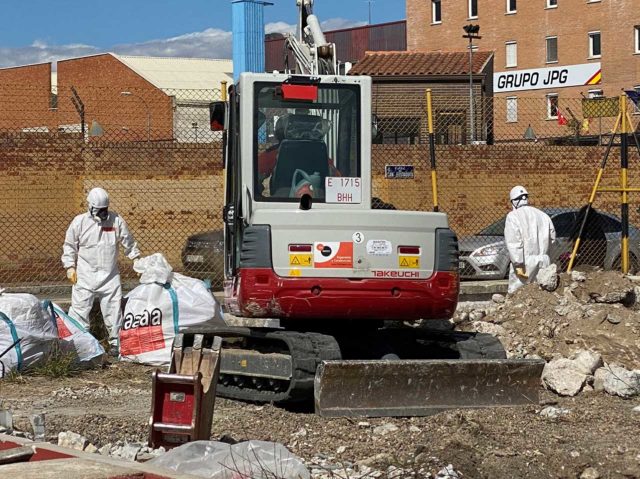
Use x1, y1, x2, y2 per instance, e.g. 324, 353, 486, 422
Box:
232, 0, 273, 81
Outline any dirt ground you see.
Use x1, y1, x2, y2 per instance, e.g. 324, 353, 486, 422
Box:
0, 361, 639, 479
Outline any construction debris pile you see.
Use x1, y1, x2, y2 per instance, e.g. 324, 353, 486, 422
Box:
457, 268, 640, 398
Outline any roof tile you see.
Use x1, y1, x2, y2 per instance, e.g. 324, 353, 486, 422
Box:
349, 50, 493, 77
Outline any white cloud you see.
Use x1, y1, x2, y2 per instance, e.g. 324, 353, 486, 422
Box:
0, 18, 365, 69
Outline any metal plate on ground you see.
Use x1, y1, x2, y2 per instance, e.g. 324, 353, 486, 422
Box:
314, 359, 545, 418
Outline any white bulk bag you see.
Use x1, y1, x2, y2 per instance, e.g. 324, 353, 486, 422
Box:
0, 290, 58, 378
47, 302, 104, 363
120, 254, 222, 366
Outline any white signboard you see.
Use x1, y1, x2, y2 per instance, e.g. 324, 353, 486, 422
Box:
494, 63, 601, 93
366, 240, 392, 256
325, 177, 362, 204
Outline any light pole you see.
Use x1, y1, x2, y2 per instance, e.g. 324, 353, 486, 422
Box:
462, 24, 481, 143
121, 91, 151, 142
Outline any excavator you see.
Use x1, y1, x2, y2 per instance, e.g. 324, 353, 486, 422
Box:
201, 0, 544, 417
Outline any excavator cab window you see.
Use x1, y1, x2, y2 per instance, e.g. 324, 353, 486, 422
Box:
254, 82, 361, 202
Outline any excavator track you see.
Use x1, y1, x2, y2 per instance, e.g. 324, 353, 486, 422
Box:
187, 326, 341, 403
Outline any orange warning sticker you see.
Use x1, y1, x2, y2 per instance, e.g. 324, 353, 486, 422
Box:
314, 242, 354, 269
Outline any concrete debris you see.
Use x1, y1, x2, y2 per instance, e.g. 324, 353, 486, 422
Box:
409, 426, 421, 433
469, 310, 486, 321
84, 443, 98, 454
571, 271, 587, 282
542, 358, 588, 396
336, 446, 347, 454
492, 294, 506, 304
57, 431, 89, 451
98, 443, 112, 455
607, 314, 622, 325
597, 365, 640, 398
538, 264, 559, 292
580, 467, 601, 479
373, 423, 399, 436
632, 405, 640, 413
436, 464, 461, 479
572, 350, 603, 375
539, 406, 571, 419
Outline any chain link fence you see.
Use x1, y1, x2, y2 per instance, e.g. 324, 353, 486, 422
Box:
1, 84, 639, 296
0, 85, 225, 295
372, 92, 640, 277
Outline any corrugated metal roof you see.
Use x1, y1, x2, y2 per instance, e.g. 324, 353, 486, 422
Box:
113, 54, 233, 97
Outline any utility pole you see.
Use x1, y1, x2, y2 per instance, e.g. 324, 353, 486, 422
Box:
365, 0, 374, 25
462, 24, 481, 143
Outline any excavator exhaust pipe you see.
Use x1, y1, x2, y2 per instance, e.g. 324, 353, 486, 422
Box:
314, 359, 545, 418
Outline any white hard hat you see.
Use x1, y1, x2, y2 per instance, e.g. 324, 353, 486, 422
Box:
87, 187, 109, 209
509, 185, 528, 202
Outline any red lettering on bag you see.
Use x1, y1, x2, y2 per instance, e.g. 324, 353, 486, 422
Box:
55, 316, 73, 339
101, 227, 115, 232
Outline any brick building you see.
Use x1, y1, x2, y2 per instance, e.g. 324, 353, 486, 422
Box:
0, 53, 232, 142
349, 50, 494, 144
406, 0, 640, 140
265, 20, 407, 73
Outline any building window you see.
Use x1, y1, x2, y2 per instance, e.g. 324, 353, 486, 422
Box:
633, 85, 640, 114
588, 89, 603, 98
547, 0, 558, 7
506, 0, 516, 13
546, 36, 558, 63
634, 26, 640, 54
506, 41, 517, 67
432, 0, 441, 23
547, 94, 559, 119
374, 117, 421, 145
468, 0, 478, 18
589, 31, 601, 58
506, 97, 518, 123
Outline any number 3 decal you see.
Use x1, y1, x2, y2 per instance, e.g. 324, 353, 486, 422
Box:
352, 232, 364, 244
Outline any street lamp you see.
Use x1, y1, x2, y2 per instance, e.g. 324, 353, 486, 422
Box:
120, 91, 151, 142
462, 24, 481, 143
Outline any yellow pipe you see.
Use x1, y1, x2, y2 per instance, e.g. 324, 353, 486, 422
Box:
597, 188, 640, 192
589, 169, 604, 202
221, 81, 228, 102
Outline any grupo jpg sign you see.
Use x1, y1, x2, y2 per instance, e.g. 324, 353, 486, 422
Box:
494, 63, 601, 93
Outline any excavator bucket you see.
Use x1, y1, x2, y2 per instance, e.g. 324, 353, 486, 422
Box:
314, 359, 545, 418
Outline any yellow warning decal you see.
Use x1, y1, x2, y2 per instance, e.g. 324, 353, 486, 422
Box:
289, 269, 302, 277
399, 256, 420, 269
289, 253, 313, 267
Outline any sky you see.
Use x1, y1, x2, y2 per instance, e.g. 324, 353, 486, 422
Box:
0, 0, 405, 69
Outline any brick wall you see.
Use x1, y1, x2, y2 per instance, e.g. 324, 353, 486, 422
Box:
0, 138, 223, 284
0, 63, 55, 130
373, 143, 640, 236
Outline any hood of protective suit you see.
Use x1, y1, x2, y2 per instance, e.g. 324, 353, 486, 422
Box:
510, 185, 529, 210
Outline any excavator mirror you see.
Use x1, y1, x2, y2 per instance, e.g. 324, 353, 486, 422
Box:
209, 101, 226, 131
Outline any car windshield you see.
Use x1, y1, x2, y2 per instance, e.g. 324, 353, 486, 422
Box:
477, 217, 506, 236
253, 82, 361, 202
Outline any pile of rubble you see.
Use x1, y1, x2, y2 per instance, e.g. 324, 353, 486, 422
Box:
457, 268, 640, 398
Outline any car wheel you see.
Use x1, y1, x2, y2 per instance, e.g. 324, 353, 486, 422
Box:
613, 254, 639, 274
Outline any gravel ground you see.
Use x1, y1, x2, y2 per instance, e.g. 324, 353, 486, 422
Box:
1, 362, 640, 478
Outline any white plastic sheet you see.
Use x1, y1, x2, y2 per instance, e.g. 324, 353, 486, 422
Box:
0, 291, 58, 377
120, 254, 222, 366
148, 440, 310, 479
48, 302, 104, 363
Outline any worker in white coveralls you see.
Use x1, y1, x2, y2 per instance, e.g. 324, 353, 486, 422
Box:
61, 187, 140, 354
504, 185, 556, 294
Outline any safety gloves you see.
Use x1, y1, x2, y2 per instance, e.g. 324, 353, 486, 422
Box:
515, 266, 528, 280
67, 267, 78, 284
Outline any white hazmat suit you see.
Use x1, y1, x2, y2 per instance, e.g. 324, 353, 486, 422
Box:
61, 188, 140, 350
504, 186, 556, 293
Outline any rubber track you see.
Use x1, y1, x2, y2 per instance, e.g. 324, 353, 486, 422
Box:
216, 330, 342, 403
